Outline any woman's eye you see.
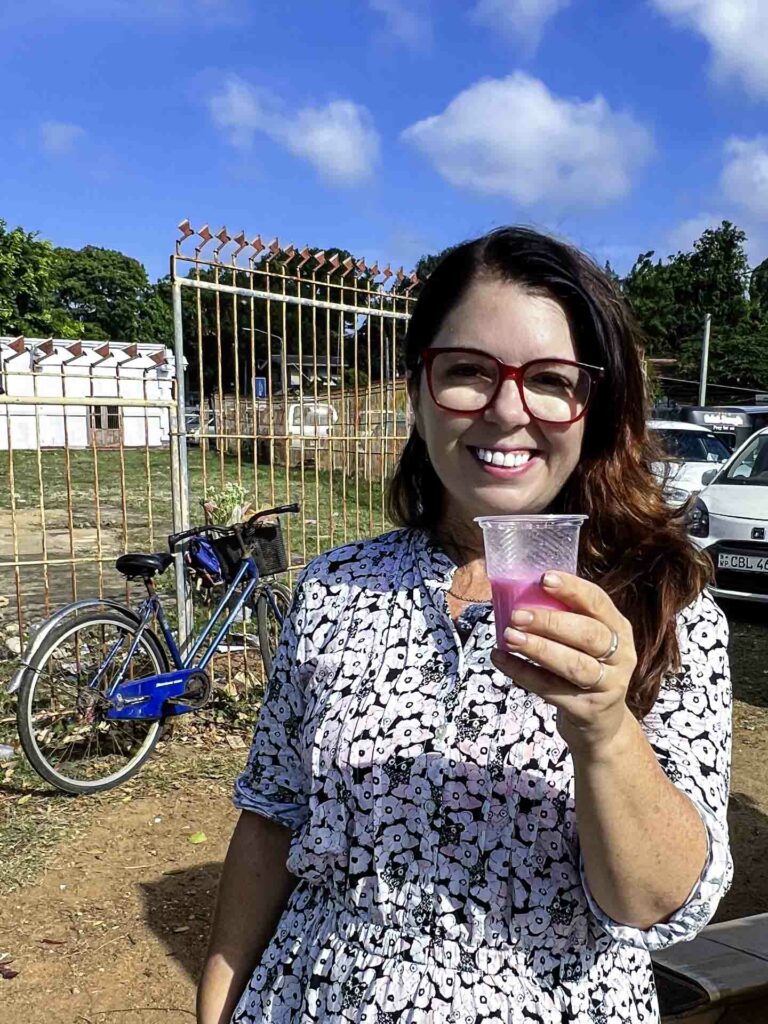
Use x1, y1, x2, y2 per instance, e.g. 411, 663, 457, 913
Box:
528, 372, 575, 390
446, 362, 492, 379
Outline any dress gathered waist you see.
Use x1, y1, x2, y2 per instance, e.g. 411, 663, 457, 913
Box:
283, 880, 598, 985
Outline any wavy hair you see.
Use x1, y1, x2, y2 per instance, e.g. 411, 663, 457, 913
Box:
387, 226, 713, 719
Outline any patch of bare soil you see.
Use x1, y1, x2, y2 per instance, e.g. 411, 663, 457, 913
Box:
0, 748, 241, 1024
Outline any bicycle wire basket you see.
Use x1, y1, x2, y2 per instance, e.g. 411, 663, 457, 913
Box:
209, 519, 288, 582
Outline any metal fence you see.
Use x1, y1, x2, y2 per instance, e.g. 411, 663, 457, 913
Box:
170, 222, 417, 593
0, 340, 182, 640
0, 224, 419, 701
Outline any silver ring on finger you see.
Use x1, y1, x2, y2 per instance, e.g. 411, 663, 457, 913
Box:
596, 628, 620, 664
593, 662, 608, 687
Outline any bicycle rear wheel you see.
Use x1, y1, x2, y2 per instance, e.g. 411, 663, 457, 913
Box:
255, 582, 292, 679
17, 609, 168, 794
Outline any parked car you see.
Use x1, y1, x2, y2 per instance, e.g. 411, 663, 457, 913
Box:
254, 399, 339, 463
688, 426, 768, 603
185, 407, 217, 446
648, 420, 731, 506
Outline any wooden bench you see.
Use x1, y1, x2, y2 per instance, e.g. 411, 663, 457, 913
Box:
653, 914, 768, 1021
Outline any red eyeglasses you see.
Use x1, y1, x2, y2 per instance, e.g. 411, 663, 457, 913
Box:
421, 347, 604, 425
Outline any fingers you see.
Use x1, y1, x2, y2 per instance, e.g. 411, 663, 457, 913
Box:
538, 571, 629, 638
499, 628, 606, 690
490, 649, 603, 702
506, 605, 616, 663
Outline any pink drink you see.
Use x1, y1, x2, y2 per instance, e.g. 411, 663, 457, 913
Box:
490, 574, 567, 649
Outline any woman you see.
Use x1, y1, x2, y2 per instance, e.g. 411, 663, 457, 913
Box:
198, 227, 732, 1024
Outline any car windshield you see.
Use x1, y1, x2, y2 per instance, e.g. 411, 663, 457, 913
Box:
654, 429, 730, 463
720, 434, 768, 486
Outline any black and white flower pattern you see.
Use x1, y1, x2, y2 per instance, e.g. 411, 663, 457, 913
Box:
232, 529, 732, 1023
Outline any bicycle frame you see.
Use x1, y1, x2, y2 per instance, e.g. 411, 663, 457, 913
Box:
101, 556, 266, 720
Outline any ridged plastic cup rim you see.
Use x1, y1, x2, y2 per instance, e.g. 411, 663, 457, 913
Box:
474, 514, 588, 527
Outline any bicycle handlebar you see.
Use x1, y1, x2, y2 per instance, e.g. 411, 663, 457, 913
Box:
167, 502, 300, 551
245, 502, 300, 525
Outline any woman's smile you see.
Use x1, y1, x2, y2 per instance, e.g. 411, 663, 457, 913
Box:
467, 444, 544, 477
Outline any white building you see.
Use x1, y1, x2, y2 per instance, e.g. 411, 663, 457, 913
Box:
0, 336, 176, 450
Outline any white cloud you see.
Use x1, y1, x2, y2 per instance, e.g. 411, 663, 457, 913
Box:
651, 0, 768, 98
208, 76, 380, 186
40, 120, 85, 156
368, 0, 431, 48
665, 212, 724, 254
721, 137, 768, 221
471, 0, 570, 48
401, 73, 653, 209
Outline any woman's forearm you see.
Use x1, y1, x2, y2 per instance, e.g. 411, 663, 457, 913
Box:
572, 708, 708, 929
197, 811, 298, 1024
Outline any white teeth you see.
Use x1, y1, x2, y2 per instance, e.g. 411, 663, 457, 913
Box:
475, 447, 533, 468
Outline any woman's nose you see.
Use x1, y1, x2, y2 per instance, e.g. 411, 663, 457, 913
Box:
483, 378, 531, 428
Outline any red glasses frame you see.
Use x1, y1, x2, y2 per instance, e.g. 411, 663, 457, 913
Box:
421, 347, 605, 424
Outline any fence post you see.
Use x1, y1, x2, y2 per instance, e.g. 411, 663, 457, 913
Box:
171, 272, 193, 645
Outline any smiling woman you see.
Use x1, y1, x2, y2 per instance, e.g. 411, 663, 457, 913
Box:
198, 227, 732, 1024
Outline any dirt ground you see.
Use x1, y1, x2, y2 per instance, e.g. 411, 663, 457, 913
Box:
1, 603, 767, 1024
0, 746, 242, 1024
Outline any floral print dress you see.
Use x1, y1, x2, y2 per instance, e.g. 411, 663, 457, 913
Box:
231, 529, 732, 1024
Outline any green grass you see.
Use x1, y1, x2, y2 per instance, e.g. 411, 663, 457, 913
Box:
1, 445, 391, 562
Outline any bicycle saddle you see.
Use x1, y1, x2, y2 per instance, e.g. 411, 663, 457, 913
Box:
115, 553, 174, 579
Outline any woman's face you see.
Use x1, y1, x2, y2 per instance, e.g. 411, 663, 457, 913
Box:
412, 277, 586, 530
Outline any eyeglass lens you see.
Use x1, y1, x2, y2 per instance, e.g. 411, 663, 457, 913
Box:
429, 351, 592, 422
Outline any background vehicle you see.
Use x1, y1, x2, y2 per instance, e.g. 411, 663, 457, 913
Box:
648, 420, 730, 505
185, 406, 217, 446
688, 427, 768, 603
681, 404, 768, 454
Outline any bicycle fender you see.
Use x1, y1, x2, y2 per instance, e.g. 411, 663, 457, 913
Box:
6, 599, 144, 694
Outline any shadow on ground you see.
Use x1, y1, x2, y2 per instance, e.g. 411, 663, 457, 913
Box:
720, 597, 768, 708
140, 860, 222, 983
716, 790, 768, 921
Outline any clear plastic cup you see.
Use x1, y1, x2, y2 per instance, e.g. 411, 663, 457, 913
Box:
475, 514, 587, 648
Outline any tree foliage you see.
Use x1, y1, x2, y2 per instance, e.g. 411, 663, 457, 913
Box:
3, 214, 767, 394
51, 245, 172, 344
622, 222, 768, 388
0, 219, 82, 337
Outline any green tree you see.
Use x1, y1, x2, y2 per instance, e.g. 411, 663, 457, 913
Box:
621, 250, 686, 358
623, 221, 768, 390
0, 219, 82, 337
750, 257, 768, 317
176, 247, 379, 399
51, 245, 170, 344
414, 244, 458, 282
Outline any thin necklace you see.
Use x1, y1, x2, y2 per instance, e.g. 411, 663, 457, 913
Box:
446, 585, 490, 603
437, 532, 490, 603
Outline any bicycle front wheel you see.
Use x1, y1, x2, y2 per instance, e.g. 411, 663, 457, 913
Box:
17, 609, 168, 794
255, 582, 293, 679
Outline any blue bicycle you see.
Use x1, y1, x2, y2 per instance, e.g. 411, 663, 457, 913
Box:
12, 503, 299, 794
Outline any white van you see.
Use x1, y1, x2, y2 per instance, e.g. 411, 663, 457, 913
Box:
648, 420, 731, 505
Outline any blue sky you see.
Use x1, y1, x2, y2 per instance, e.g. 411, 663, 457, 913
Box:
3, 0, 768, 283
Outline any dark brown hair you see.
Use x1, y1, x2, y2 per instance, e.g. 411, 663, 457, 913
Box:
387, 226, 713, 719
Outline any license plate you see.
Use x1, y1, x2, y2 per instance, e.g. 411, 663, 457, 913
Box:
718, 552, 768, 572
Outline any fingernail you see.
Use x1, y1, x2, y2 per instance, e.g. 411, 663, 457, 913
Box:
510, 610, 534, 626
504, 627, 528, 646
542, 572, 562, 588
